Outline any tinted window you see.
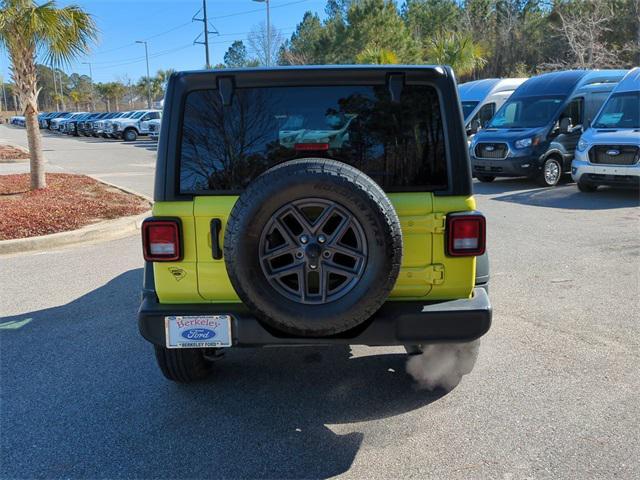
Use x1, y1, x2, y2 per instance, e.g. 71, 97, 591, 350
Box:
559, 97, 583, 126
179, 85, 448, 193
471, 102, 496, 129
461, 101, 479, 120
584, 91, 610, 125
489, 95, 565, 128
592, 92, 640, 128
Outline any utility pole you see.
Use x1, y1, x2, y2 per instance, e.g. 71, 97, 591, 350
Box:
136, 40, 152, 108
193, 1, 217, 69
52, 66, 60, 111
82, 61, 94, 111
0, 73, 5, 113
0, 60, 7, 115
58, 70, 66, 110
253, 0, 271, 66
203, 0, 210, 69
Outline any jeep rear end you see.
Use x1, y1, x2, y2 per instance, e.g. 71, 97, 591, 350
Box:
138, 66, 491, 382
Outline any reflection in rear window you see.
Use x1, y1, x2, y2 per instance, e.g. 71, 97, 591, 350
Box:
179, 85, 448, 193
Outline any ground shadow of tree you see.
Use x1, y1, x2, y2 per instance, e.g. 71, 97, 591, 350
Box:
1, 269, 445, 479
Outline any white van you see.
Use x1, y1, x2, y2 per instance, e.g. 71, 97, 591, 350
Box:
459, 78, 527, 136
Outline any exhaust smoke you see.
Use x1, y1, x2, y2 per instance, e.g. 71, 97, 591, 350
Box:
406, 340, 481, 391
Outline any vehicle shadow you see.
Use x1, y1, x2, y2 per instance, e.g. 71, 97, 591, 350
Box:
472, 177, 540, 194
130, 140, 158, 151
0, 268, 443, 479
492, 184, 639, 210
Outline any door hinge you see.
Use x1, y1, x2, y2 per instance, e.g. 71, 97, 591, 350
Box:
425, 264, 445, 284
426, 213, 446, 234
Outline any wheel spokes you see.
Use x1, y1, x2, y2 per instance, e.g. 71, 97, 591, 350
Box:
259, 198, 368, 304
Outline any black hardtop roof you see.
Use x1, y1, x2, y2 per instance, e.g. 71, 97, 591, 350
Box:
171, 64, 450, 87
175, 64, 449, 75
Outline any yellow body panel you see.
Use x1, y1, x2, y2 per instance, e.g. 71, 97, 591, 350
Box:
152, 193, 477, 303
151, 202, 202, 303
194, 197, 240, 302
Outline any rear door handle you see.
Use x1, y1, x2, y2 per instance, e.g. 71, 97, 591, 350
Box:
210, 219, 222, 260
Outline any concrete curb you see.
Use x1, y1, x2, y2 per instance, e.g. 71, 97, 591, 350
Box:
0, 141, 29, 163
87, 175, 153, 203
0, 211, 151, 255
0, 176, 152, 256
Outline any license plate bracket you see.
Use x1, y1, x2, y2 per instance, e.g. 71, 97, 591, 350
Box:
165, 315, 232, 349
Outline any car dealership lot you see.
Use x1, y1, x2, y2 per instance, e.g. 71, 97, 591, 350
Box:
1, 126, 639, 479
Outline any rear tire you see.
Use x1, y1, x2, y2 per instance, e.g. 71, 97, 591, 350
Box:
153, 345, 212, 383
577, 179, 597, 192
224, 158, 403, 337
476, 175, 495, 183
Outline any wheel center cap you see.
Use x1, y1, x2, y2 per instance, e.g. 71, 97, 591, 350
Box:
305, 243, 321, 260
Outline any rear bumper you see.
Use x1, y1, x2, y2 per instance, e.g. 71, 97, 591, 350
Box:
138, 288, 492, 348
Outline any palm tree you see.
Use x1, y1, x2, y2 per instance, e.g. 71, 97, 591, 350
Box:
356, 47, 399, 65
156, 68, 176, 91
69, 89, 83, 111
0, 0, 97, 190
425, 31, 487, 77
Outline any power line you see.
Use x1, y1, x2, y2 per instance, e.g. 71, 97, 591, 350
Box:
144, 21, 194, 41
210, 0, 310, 19
91, 44, 194, 71
90, 0, 307, 57
91, 21, 194, 56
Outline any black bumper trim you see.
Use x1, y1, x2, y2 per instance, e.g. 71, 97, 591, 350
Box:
138, 288, 492, 347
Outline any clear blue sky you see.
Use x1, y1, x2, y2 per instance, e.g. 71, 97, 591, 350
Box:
1, 0, 329, 84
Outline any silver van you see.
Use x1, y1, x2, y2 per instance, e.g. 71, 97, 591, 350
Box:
572, 67, 640, 191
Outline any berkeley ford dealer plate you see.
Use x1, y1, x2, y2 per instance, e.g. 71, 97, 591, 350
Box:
165, 315, 232, 349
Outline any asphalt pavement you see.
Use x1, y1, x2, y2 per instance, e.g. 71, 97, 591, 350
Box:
1, 125, 639, 479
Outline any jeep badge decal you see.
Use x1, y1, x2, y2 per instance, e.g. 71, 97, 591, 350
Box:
168, 267, 186, 281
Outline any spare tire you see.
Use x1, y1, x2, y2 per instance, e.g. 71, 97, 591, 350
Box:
224, 158, 402, 337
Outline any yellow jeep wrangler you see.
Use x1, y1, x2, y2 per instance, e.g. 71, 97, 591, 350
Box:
138, 66, 491, 382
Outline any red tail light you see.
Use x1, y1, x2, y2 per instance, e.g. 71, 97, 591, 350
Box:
142, 218, 182, 262
446, 213, 486, 257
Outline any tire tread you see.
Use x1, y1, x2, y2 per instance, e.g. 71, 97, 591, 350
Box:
224, 158, 402, 336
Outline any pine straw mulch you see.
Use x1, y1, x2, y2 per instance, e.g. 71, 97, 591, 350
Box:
0, 173, 150, 240
0, 144, 30, 161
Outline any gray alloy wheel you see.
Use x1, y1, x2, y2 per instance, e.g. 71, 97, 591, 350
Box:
258, 198, 368, 305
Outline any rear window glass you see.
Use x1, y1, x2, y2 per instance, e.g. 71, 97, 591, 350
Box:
179, 85, 448, 193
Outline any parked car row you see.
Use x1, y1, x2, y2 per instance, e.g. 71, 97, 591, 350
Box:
9, 115, 25, 127
10, 109, 163, 141
460, 68, 639, 191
